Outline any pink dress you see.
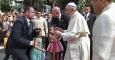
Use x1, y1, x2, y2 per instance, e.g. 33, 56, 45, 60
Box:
47, 33, 63, 53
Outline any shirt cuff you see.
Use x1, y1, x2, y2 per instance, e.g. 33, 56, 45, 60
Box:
30, 41, 33, 46
61, 33, 64, 36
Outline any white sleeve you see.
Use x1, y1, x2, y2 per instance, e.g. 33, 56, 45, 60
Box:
61, 32, 79, 41
93, 14, 114, 60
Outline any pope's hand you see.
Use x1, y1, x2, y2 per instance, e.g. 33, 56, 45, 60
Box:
54, 30, 62, 37
67, 35, 76, 43
55, 27, 64, 32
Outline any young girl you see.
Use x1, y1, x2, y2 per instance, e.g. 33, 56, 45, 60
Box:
47, 26, 63, 60
30, 28, 45, 60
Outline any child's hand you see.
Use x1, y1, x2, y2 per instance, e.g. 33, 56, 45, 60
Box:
41, 48, 46, 52
36, 47, 46, 52
45, 33, 48, 37
67, 36, 76, 43
49, 39, 54, 42
34, 40, 38, 47
54, 30, 62, 38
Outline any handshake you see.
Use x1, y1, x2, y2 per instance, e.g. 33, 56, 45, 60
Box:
54, 27, 64, 37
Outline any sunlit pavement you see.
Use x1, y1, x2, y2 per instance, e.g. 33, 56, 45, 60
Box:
0, 48, 62, 60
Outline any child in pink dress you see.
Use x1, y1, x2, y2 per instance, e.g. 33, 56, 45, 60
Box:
47, 26, 63, 60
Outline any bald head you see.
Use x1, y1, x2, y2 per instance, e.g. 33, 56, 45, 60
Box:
52, 7, 61, 13
52, 6, 61, 17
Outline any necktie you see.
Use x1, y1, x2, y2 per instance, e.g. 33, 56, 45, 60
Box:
84, 14, 87, 20
29, 21, 33, 34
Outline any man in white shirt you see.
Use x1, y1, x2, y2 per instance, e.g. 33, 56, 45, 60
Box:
32, 10, 48, 48
92, 0, 115, 60
55, 2, 90, 60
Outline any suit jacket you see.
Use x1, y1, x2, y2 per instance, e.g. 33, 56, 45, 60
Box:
83, 13, 96, 39
51, 14, 70, 30
93, 3, 115, 60
83, 13, 96, 35
6, 16, 33, 53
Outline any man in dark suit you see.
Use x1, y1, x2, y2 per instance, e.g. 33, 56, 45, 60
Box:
51, 6, 70, 60
5, 6, 37, 60
83, 4, 96, 60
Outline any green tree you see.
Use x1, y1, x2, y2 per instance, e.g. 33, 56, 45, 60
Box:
0, 0, 3, 10
34, 0, 44, 10
1, 0, 11, 12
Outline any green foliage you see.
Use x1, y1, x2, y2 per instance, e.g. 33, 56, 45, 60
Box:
55, 0, 78, 10
0, 0, 2, 10
55, 0, 67, 9
1, 3, 11, 12
113, 0, 115, 2
34, 0, 43, 10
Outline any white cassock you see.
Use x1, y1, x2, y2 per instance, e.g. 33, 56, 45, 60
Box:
93, 3, 115, 60
61, 11, 90, 60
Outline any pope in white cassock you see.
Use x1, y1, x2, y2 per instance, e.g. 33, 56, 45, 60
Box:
55, 2, 90, 60
92, 0, 115, 60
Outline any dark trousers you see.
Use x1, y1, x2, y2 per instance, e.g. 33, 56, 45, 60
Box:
3, 53, 16, 60
42, 36, 46, 48
11, 49, 30, 60
0, 30, 2, 46
89, 35, 93, 60
3, 48, 17, 60
60, 39, 67, 60
44, 37, 49, 50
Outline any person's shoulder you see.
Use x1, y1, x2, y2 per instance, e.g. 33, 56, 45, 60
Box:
16, 16, 25, 21
76, 12, 85, 19
61, 14, 69, 18
61, 14, 70, 21
90, 13, 96, 16
75, 12, 87, 22
14, 16, 26, 24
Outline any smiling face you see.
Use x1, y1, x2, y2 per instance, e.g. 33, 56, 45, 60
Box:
52, 7, 61, 17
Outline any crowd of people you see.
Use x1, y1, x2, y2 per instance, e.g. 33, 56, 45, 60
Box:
0, 10, 24, 48
0, 0, 115, 60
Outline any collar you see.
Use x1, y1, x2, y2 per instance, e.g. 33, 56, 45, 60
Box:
59, 13, 61, 20
87, 13, 90, 17
102, 2, 114, 12
71, 11, 78, 17
25, 17, 30, 25
84, 13, 90, 17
